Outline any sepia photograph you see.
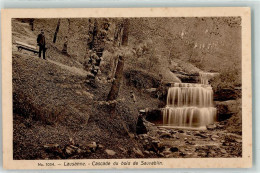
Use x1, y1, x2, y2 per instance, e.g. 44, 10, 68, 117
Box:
2, 8, 252, 169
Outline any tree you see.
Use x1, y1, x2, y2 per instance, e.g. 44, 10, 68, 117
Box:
107, 19, 129, 102
53, 19, 61, 43
62, 19, 71, 55
87, 20, 98, 50
29, 19, 34, 31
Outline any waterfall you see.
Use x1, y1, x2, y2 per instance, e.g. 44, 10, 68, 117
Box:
162, 73, 217, 129
199, 72, 218, 85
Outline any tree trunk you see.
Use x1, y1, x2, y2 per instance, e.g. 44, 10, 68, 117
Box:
107, 19, 129, 102
88, 20, 98, 50
29, 19, 34, 31
62, 19, 71, 54
53, 19, 61, 43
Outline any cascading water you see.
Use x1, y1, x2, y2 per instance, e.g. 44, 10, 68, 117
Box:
162, 73, 217, 129
199, 72, 218, 85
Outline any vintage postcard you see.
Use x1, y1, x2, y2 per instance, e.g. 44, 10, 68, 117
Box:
2, 7, 252, 169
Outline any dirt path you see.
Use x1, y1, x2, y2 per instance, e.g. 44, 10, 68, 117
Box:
47, 59, 89, 77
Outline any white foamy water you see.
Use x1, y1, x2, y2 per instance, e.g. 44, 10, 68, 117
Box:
163, 73, 217, 128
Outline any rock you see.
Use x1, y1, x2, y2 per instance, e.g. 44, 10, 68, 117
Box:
20, 123, 26, 128
144, 139, 149, 144
82, 91, 94, 99
105, 149, 116, 156
162, 149, 172, 155
43, 144, 63, 156
75, 90, 82, 95
65, 145, 77, 155
98, 144, 104, 149
235, 139, 242, 143
170, 147, 179, 152
220, 149, 227, 154
170, 130, 177, 134
144, 150, 150, 155
186, 131, 191, 135
150, 151, 155, 154
146, 88, 157, 93
175, 73, 199, 83
133, 148, 144, 157
136, 116, 147, 135
186, 141, 195, 145
76, 148, 83, 154
211, 135, 219, 141
69, 145, 78, 149
179, 152, 186, 156
194, 133, 208, 138
165, 154, 172, 158
145, 109, 162, 122
160, 132, 171, 138
161, 68, 181, 83
119, 147, 127, 153
206, 124, 217, 130
214, 88, 240, 101
87, 142, 97, 151
217, 124, 225, 129
151, 140, 165, 152
128, 133, 135, 139
222, 142, 230, 146
44, 143, 59, 149
130, 92, 137, 102
139, 109, 146, 113
69, 137, 75, 145
215, 101, 236, 121
158, 153, 165, 157
178, 130, 184, 133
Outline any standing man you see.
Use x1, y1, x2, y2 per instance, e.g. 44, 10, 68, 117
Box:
37, 30, 46, 59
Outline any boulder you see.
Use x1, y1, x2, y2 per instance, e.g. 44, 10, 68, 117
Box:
215, 100, 239, 121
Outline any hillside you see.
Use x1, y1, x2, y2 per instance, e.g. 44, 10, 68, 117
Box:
12, 17, 242, 159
